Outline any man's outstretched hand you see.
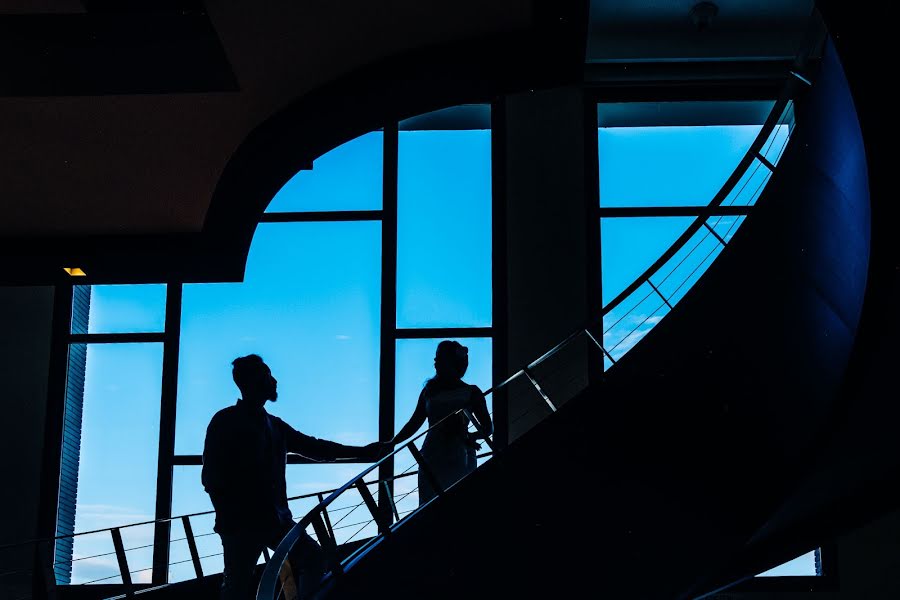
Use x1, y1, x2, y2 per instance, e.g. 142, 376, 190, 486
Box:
359, 441, 393, 462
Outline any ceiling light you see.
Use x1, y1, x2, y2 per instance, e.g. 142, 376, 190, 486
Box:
63, 267, 87, 276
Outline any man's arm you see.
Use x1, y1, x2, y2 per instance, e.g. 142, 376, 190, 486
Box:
279, 418, 378, 462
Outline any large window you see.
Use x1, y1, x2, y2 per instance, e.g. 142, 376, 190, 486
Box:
54, 105, 495, 585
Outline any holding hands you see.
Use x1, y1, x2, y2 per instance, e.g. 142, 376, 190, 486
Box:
359, 440, 395, 462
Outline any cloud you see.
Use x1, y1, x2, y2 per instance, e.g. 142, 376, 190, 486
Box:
74, 504, 155, 538
71, 556, 154, 585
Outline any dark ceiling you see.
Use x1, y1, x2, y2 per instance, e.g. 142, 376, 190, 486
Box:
0, 0, 533, 238
0, 0, 823, 283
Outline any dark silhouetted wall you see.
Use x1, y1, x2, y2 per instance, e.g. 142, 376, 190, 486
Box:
0, 286, 55, 599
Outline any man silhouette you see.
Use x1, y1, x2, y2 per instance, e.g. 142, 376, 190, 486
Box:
202, 354, 383, 599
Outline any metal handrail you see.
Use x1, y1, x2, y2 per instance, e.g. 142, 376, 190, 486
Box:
0, 480, 393, 555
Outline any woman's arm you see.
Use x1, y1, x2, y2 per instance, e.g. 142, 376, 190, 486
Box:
469, 386, 493, 438
391, 390, 428, 445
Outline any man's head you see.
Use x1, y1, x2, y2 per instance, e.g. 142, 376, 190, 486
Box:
232, 354, 278, 404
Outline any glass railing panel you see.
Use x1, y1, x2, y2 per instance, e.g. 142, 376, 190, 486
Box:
506, 371, 558, 442
527, 332, 592, 411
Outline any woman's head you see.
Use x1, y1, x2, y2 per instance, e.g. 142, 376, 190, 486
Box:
434, 340, 469, 380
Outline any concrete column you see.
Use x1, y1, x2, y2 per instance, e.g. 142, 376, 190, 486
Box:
503, 86, 592, 441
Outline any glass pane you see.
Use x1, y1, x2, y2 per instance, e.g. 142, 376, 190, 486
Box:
266, 131, 383, 213
73, 285, 167, 334
601, 217, 694, 306
598, 124, 762, 207
394, 338, 492, 511
170, 467, 223, 583
70, 343, 163, 584
602, 281, 671, 366
176, 221, 381, 455
756, 550, 818, 577
652, 222, 724, 306
505, 371, 552, 442
397, 129, 492, 328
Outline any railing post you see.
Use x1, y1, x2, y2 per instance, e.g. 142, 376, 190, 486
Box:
355, 481, 392, 537
755, 151, 777, 172
181, 516, 204, 579
522, 367, 557, 413
381, 480, 400, 523
584, 328, 616, 365
702, 221, 729, 247
317, 493, 337, 543
310, 512, 344, 577
406, 443, 444, 498
646, 279, 673, 310
110, 528, 134, 598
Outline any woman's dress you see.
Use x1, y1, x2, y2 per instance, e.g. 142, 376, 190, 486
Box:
418, 384, 478, 504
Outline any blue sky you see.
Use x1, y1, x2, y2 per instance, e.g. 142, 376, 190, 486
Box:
67, 115, 810, 583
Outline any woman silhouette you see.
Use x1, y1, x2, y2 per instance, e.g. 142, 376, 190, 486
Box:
391, 340, 493, 505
